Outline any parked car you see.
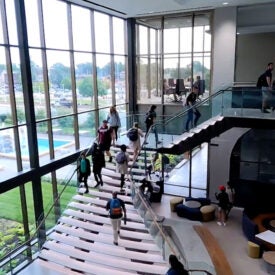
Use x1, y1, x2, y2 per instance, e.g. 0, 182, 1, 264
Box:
59, 97, 72, 108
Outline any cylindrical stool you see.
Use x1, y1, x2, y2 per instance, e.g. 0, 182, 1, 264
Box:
263, 251, 275, 273
247, 241, 260, 258
170, 197, 184, 212
200, 205, 216, 222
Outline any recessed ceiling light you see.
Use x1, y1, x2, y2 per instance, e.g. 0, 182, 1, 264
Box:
223, 2, 229, 5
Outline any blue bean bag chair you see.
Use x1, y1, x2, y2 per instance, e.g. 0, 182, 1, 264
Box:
176, 203, 203, 221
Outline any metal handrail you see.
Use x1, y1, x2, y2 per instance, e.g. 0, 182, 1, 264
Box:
0, 91, 231, 272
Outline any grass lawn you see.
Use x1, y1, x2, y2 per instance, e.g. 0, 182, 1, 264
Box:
0, 182, 76, 225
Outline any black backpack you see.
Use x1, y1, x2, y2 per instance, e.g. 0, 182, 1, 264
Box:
256, 74, 265, 88
127, 128, 138, 141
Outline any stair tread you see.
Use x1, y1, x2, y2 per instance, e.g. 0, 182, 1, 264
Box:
42, 241, 167, 274
52, 224, 159, 251
39, 249, 135, 275
59, 216, 153, 240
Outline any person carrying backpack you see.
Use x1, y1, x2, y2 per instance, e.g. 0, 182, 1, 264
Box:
106, 191, 127, 246
115, 144, 129, 192
127, 122, 144, 161
77, 151, 91, 194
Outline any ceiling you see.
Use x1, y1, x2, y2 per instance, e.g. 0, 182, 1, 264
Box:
71, 0, 274, 18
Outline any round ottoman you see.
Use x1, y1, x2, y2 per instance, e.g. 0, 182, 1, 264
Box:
200, 205, 216, 222
184, 200, 201, 208
170, 197, 184, 212
263, 251, 275, 273
247, 241, 260, 258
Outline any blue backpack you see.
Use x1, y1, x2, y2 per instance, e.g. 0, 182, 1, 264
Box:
115, 152, 127, 164
110, 198, 122, 216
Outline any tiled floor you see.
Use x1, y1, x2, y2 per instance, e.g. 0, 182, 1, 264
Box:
151, 146, 269, 275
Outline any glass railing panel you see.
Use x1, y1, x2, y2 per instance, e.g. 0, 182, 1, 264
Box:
0, 164, 79, 274
38, 168, 78, 232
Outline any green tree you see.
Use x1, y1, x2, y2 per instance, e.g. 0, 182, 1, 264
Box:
97, 79, 108, 97
61, 77, 72, 90
58, 116, 73, 128
78, 77, 93, 97
76, 63, 93, 75
49, 63, 70, 88
78, 77, 108, 97
30, 61, 42, 82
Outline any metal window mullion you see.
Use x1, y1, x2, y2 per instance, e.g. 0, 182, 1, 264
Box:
109, 16, 115, 106
1, 0, 23, 170
90, 10, 99, 127
161, 17, 164, 105
14, 0, 45, 247
37, 0, 55, 159
67, 3, 79, 149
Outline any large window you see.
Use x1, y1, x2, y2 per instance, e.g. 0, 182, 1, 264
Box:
0, 0, 128, 265
136, 13, 212, 105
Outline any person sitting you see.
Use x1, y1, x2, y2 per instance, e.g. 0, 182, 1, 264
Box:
139, 178, 153, 201
164, 78, 177, 102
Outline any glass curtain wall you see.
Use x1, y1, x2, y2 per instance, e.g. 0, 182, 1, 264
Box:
136, 13, 211, 196
136, 12, 211, 104
0, 0, 128, 265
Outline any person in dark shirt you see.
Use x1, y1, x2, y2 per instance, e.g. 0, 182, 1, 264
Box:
261, 62, 273, 113
185, 86, 201, 131
91, 143, 105, 188
97, 120, 113, 162
145, 105, 160, 146
215, 185, 230, 226
166, 254, 188, 275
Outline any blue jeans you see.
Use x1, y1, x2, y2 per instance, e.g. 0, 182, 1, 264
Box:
185, 108, 194, 131
185, 108, 201, 131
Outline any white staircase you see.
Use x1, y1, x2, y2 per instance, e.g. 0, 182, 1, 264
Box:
37, 147, 169, 274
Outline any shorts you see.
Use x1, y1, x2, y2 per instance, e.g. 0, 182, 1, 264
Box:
100, 143, 111, 152
262, 87, 272, 100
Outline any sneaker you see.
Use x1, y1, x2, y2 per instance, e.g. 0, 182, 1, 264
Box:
100, 181, 103, 186
113, 241, 118, 246
109, 156, 113, 162
262, 109, 270, 113
217, 222, 222, 226
223, 222, 227, 226
84, 189, 89, 194
94, 183, 99, 188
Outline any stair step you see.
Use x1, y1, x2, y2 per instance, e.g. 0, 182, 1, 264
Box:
77, 188, 133, 203
39, 249, 135, 275
52, 225, 159, 251
68, 201, 143, 223
64, 208, 147, 231
59, 216, 153, 241
72, 194, 136, 211
47, 231, 164, 263
43, 241, 167, 274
